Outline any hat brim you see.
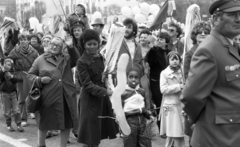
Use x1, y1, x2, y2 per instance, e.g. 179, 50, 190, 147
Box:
222, 6, 240, 13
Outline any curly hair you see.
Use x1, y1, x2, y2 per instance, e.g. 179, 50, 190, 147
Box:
191, 21, 211, 45
158, 32, 171, 44
80, 29, 100, 49
123, 18, 138, 38
169, 22, 182, 38
139, 29, 152, 38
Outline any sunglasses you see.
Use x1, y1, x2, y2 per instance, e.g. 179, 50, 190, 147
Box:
197, 30, 210, 35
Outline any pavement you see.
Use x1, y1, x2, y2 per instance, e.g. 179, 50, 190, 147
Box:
0, 107, 190, 147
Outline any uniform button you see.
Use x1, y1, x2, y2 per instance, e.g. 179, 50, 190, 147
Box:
230, 119, 233, 122
59, 79, 61, 81
237, 75, 239, 77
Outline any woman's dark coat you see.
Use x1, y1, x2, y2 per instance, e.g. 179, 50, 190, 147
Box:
77, 52, 117, 145
27, 46, 80, 130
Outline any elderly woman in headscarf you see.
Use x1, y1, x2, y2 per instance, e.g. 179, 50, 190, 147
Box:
27, 36, 80, 147
77, 29, 118, 147
8, 33, 39, 127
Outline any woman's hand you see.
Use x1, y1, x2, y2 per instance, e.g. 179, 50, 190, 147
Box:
41, 76, 52, 84
65, 36, 73, 48
106, 89, 113, 96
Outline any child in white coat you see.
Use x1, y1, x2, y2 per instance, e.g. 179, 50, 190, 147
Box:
159, 51, 185, 147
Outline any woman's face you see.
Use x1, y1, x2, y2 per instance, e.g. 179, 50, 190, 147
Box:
73, 26, 83, 39
139, 33, 149, 45
169, 55, 180, 67
42, 38, 51, 52
75, 6, 84, 15
31, 37, 38, 45
155, 37, 167, 49
49, 38, 63, 55
19, 37, 29, 48
196, 29, 210, 44
84, 39, 99, 56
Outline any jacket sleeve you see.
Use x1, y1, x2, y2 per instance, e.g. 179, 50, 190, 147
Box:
11, 73, 23, 83
181, 47, 217, 123
77, 60, 107, 98
67, 45, 80, 68
160, 70, 182, 95
27, 58, 42, 88
183, 50, 192, 80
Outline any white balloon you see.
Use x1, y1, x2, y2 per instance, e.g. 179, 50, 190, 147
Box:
134, 13, 146, 23
29, 17, 39, 29
132, 6, 141, 15
93, 11, 102, 19
148, 15, 154, 22
121, 6, 133, 18
36, 24, 43, 32
140, 2, 150, 14
150, 4, 160, 15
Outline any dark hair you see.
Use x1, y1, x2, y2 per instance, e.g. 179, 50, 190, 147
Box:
80, 29, 100, 49
167, 51, 182, 63
191, 21, 211, 45
30, 33, 41, 44
127, 67, 140, 77
123, 18, 138, 38
169, 22, 182, 38
37, 32, 44, 38
158, 32, 171, 44
139, 29, 151, 38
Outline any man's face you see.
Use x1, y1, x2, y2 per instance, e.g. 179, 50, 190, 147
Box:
19, 37, 29, 48
73, 26, 83, 39
168, 26, 178, 38
92, 24, 103, 35
216, 11, 240, 39
49, 38, 63, 55
124, 24, 134, 39
139, 33, 149, 45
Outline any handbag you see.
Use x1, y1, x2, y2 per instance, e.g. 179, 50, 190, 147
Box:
26, 77, 42, 113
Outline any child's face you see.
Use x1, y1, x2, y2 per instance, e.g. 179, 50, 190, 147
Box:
127, 70, 140, 89
4, 62, 11, 71
169, 55, 180, 67
31, 37, 38, 45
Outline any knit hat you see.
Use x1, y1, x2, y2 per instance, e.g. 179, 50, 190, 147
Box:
4, 58, 13, 65
80, 29, 100, 49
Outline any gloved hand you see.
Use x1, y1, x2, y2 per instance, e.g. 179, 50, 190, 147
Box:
41, 76, 52, 84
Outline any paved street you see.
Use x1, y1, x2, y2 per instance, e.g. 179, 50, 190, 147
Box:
0, 110, 189, 147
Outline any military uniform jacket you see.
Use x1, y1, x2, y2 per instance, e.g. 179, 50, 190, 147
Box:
182, 29, 240, 147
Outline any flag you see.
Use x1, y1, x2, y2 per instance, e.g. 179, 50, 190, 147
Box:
149, 0, 169, 31
168, 0, 177, 17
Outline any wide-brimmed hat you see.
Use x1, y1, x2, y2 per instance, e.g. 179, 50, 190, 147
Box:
209, 0, 240, 15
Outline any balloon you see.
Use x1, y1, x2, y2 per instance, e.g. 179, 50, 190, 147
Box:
112, 53, 131, 135
29, 17, 39, 29
93, 11, 102, 19
121, 6, 133, 18
150, 4, 160, 15
132, 6, 141, 15
36, 24, 43, 32
140, 2, 150, 14
134, 13, 146, 23
148, 15, 154, 22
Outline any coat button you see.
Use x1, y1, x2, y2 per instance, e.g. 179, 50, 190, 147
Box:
59, 79, 61, 81
236, 75, 239, 77
230, 119, 233, 122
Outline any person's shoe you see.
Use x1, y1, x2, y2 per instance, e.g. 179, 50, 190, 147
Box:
21, 121, 27, 127
29, 113, 35, 119
160, 134, 167, 139
7, 126, 15, 132
17, 126, 24, 132
72, 132, 78, 139
52, 130, 59, 136
46, 131, 53, 139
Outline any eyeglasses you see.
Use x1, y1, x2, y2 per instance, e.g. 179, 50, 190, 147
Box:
50, 42, 62, 48
168, 29, 176, 32
197, 30, 210, 35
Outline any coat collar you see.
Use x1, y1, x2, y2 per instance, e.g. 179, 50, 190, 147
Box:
80, 51, 94, 65
43, 52, 65, 67
211, 29, 240, 61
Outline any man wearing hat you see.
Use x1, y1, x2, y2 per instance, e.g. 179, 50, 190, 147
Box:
64, 4, 90, 34
181, 0, 240, 146
91, 18, 107, 50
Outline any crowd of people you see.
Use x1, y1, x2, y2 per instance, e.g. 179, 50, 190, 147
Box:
1, 0, 240, 147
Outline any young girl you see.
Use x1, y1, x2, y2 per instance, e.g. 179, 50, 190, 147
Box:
160, 51, 185, 147
122, 67, 154, 147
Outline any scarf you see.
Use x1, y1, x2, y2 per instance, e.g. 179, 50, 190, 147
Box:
169, 65, 181, 72
20, 45, 30, 55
